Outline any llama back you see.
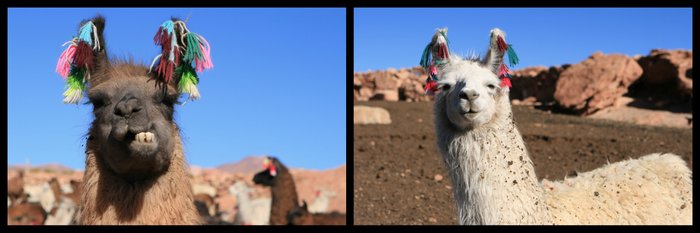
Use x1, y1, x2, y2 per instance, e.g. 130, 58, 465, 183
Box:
543, 153, 692, 224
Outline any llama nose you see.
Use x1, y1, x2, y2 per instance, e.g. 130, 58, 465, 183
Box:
460, 89, 479, 100
114, 95, 143, 118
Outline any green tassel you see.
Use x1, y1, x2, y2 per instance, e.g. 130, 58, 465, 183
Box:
177, 64, 200, 100
419, 43, 432, 69
63, 68, 86, 104
507, 44, 519, 66
183, 33, 203, 63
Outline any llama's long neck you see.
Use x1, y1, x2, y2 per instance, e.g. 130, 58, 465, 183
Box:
80, 125, 200, 225
435, 94, 551, 225
269, 169, 299, 225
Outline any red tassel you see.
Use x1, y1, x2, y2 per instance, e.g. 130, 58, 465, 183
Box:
496, 36, 508, 53
429, 65, 437, 76
154, 28, 170, 46
498, 63, 509, 77
73, 41, 94, 69
425, 78, 438, 92
156, 56, 174, 83
500, 77, 512, 88
437, 43, 449, 60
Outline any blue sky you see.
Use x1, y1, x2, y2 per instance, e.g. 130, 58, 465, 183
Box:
354, 8, 692, 72
8, 8, 346, 171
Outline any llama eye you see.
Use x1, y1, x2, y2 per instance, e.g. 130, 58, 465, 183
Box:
441, 84, 451, 91
89, 98, 107, 109
487, 84, 496, 90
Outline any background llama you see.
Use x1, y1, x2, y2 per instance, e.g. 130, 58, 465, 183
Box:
353, 8, 691, 224
8, 8, 346, 225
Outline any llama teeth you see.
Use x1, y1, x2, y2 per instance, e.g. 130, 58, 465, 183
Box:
135, 133, 144, 143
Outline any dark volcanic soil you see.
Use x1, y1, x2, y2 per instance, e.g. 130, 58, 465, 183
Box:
353, 101, 692, 225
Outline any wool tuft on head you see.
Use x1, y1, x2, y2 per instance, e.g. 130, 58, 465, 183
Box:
418, 27, 520, 94
149, 18, 214, 101
262, 157, 277, 177
488, 28, 519, 90
55, 20, 102, 104
419, 28, 450, 96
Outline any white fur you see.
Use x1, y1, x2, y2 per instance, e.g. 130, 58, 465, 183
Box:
44, 198, 78, 225
24, 183, 56, 213
308, 189, 336, 213
431, 27, 693, 225
193, 183, 217, 198
229, 181, 271, 225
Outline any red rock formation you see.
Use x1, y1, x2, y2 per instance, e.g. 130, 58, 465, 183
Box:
554, 52, 643, 115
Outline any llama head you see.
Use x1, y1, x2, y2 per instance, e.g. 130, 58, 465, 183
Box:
421, 28, 518, 130
252, 156, 287, 186
7, 203, 47, 225
54, 16, 213, 181
228, 181, 251, 196
286, 200, 313, 225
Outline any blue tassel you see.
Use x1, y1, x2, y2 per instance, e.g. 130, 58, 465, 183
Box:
78, 21, 94, 45
507, 44, 519, 67
420, 43, 432, 69
161, 20, 174, 35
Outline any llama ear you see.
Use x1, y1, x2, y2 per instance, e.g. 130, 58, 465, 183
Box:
55, 15, 107, 104
482, 28, 519, 89
420, 28, 450, 96
149, 18, 213, 101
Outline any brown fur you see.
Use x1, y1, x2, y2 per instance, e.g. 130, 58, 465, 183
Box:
271, 174, 299, 225
253, 158, 300, 225
287, 201, 346, 225
8, 202, 47, 225
79, 123, 200, 225
194, 193, 216, 217
66, 180, 82, 204
8, 171, 25, 203
48, 178, 63, 204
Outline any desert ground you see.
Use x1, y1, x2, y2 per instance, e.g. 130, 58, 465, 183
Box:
353, 101, 692, 225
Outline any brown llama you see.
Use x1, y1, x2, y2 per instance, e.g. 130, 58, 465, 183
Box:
252, 157, 299, 225
53, 15, 213, 225
8, 202, 47, 225
287, 200, 346, 225
8, 170, 25, 204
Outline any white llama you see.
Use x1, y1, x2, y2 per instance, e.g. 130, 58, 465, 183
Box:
308, 189, 336, 213
228, 181, 272, 225
425, 27, 692, 225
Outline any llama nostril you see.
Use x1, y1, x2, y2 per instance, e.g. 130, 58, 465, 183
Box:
459, 92, 468, 100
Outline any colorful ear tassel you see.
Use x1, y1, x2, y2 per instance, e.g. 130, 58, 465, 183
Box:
495, 35, 519, 89
419, 28, 450, 95
55, 20, 100, 104
150, 19, 213, 101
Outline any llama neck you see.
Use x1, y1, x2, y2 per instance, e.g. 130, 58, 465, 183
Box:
80, 126, 200, 225
435, 95, 551, 225
269, 170, 299, 225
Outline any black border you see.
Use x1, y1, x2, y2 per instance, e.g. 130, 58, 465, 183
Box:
2, 0, 698, 232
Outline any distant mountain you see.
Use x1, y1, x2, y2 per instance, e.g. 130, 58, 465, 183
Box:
215, 155, 267, 174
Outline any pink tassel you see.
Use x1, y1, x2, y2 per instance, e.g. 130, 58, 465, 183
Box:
498, 64, 509, 77
429, 65, 437, 76
194, 35, 213, 72
500, 77, 512, 88
497, 36, 508, 53
56, 45, 76, 79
